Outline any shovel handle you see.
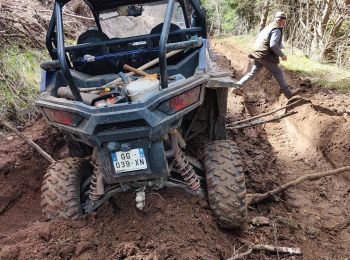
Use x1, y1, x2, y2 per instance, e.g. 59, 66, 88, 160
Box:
123, 64, 149, 77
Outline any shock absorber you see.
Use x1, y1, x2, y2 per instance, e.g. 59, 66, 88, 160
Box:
89, 152, 105, 201
174, 148, 201, 191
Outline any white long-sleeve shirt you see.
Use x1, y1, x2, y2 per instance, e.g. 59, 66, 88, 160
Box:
270, 29, 285, 57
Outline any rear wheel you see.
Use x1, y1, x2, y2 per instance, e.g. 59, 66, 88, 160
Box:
41, 157, 93, 220
204, 140, 247, 228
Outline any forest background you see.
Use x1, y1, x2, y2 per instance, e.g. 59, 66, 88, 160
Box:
202, 0, 350, 68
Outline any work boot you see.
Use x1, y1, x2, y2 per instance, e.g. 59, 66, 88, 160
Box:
230, 80, 242, 95
286, 87, 301, 99
230, 81, 242, 94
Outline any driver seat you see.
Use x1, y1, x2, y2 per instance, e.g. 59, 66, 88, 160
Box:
71, 28, 124, 76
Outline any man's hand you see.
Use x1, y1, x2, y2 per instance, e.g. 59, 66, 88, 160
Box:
281, 55, 288, 61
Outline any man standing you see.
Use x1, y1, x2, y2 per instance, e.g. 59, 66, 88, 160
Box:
236, 12, 300, 99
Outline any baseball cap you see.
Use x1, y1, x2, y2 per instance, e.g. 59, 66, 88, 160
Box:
275, 11, 287, 19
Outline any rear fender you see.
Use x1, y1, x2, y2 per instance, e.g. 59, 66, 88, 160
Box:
204, 73, 237, 140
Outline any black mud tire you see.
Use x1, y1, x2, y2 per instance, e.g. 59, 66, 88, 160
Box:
41, 157, 93, 220
204, 140, 247, 228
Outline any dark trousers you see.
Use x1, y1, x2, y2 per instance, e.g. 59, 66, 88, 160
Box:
237, 59, 292, 98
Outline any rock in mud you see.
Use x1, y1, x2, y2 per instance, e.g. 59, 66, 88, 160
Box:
251, 216, 270, 226
114, 242, 140, 258
75, 241, 94, 256
300, 78, 312, 88
37, 223, 52, 241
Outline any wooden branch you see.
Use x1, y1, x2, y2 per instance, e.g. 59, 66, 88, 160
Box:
228, 99, 304, 127
228, 244, 302, 260
259, 0, 270, 31
21, 24, 44, 47
330, 16, 345, 36
334, 0, 342, 13
7, 83, 27, 105
1, 4, 94, 20
61, 12, 95, 21
227, 112, 297, 130
298, 18, 314, 36
38, 9, 95, 21
0, 31, 11, 45
248, 166, 350, 205
0, 16, 45, 47
0, 119, 56, 164
1, 33, 25, 38
318, 0, 334, 37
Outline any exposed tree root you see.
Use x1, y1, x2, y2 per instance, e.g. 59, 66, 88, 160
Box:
227, 111, 297, 130
227, 98, 306, 127
0, 118, 56, 164
248, 166, 350, 205
228, 244, 302, 260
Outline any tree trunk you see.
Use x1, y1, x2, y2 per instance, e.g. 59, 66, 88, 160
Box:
321, 16, 345, 61
259, 0, 270, 31
317, 0, 334, 38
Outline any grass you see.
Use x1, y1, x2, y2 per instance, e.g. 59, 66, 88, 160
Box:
215, 35, 350, 92
216, 35, 253, 52
0, 45, 48, 117
282, 51, 350, 91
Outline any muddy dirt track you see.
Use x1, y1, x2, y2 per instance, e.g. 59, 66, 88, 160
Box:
0, 43, 349, 259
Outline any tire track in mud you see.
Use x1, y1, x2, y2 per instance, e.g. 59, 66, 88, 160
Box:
213, 42, 350, 258
258, 101, 350, 259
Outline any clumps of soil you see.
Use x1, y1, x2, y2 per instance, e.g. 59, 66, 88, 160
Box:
0, 118, 240, 260
1, 189, 239, 259
0, 118, 66, 234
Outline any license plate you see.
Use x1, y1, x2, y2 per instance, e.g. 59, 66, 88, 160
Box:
111, 148, 147, 173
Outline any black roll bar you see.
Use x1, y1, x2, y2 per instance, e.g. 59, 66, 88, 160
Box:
159, 0, 176, 89
158, 0, 207, 89
49, 0, 207, 101
55, 1, 82, 102
189, 0, 207, 38
46, 9, 57, 60
51, 27, 202, 53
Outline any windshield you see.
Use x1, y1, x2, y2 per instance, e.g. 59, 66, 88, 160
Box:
99, 1, 186, 38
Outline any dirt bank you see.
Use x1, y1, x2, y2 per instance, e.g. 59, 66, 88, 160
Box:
1, 43, 350, 259
213, 40, 350, 258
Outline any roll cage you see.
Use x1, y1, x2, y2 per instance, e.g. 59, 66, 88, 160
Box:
46, 0, 207, 102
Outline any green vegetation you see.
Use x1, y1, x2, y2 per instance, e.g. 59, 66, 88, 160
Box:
202, 1, 350, 69
201, 0, 260, 35
217, 35, 252, 52
215, 35, 350, 91
0, 45, 48, 116
282, 51, 350, 91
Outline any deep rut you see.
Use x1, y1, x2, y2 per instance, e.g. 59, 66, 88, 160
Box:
214, 41, 350, 258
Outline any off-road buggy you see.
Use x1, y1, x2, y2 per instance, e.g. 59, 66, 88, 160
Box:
35, 0, 247, 228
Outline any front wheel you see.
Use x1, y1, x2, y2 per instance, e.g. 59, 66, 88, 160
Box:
204, 140, 247, 228
41, 157, 93, 220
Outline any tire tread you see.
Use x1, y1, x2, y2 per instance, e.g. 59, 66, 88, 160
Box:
41, 158, 92, 220
204, 140, 247, 228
